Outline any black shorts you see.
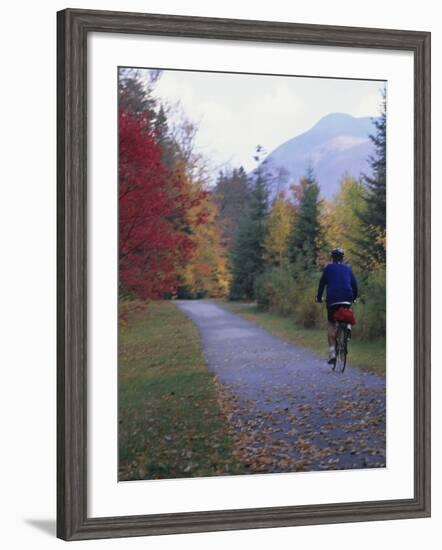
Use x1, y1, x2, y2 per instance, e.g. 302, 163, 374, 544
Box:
327, 303, 350, 323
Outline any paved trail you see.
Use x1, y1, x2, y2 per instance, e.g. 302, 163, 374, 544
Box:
176, 300, 386, 473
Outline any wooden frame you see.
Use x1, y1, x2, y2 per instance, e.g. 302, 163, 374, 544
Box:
57, 8, 431, 541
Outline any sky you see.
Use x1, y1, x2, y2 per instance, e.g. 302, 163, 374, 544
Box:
137, 67, 385, 175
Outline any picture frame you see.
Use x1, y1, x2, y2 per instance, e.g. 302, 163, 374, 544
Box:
57, 8, 431, 541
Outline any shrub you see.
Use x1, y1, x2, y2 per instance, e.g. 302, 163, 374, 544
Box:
255, 267, 298, 316
295, 286, 322, 328
353, 266, 386, 340
255, 267, 323, 328
253, 262, 385, 340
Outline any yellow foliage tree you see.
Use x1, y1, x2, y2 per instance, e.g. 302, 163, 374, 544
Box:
181, 191, 230, 297
320, 174, 366, 266
263, 194, 294, 266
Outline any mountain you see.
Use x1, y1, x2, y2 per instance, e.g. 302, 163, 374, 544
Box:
260, 113, 376, 200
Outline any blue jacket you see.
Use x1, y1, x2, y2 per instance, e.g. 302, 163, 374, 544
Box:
317, 262, 358, 306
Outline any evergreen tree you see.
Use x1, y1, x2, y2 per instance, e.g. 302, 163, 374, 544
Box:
249, 145, 272, 224
356, 90, 386, 268
214, 167, 250, 249
229, 147, 270, 299
288, 167, 322, 272
118, 68, 157, 119
153, 105, 170, 144
153, 104, 180, 168
229, 218, 265, 300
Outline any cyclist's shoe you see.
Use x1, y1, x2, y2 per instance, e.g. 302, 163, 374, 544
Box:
346, 324, 352, 340
328, 350, 336, 364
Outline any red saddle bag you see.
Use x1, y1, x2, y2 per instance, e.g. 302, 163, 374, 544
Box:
333, 307, 356, 325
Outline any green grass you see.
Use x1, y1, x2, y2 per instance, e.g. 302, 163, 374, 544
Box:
118, 300, 241, 481
219, 301, 386, 376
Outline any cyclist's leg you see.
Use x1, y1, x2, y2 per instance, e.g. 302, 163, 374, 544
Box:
327, 306, 337, 362
327, 322, 337, 362
327, 321, 336, 347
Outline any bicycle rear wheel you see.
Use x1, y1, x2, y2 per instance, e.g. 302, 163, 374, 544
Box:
335, 323, 348, 373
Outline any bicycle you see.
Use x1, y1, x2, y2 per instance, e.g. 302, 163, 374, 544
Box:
317, 299, 354, 373
332, 319, 352, 373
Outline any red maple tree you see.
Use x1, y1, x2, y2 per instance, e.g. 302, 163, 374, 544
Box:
119, 109, 205, 300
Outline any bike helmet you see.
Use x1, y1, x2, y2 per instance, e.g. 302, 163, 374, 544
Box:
331, 247, 345, 261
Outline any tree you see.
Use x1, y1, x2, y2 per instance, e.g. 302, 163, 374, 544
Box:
321, 174, 366, 266
288, 167, 323, 272
356, 90, 386, 268
250, 145, 271, 222
263, 194, 293, 266
178, 191, 229, 298
229, 219, 265, 300
119, 109, 204, 300
153, 104, 178, 167
118, 68, 160, 119
229, 147, 270, 299
214, 167, 250, 250
153, 103, 197, 171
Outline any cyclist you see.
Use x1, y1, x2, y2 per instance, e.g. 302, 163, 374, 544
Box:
316, 248, 358, 364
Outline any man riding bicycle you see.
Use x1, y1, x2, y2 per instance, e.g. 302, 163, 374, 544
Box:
316, 248, 358, 364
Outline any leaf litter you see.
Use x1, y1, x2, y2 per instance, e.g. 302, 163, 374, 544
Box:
214, 374, 386, 474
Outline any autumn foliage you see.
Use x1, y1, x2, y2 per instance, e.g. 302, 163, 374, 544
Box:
180, 190, 229, 298
119, 109, 205, 300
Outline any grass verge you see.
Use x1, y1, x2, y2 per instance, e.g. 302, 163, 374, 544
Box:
219, 301, 385, 376
119, 300, 241, 481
